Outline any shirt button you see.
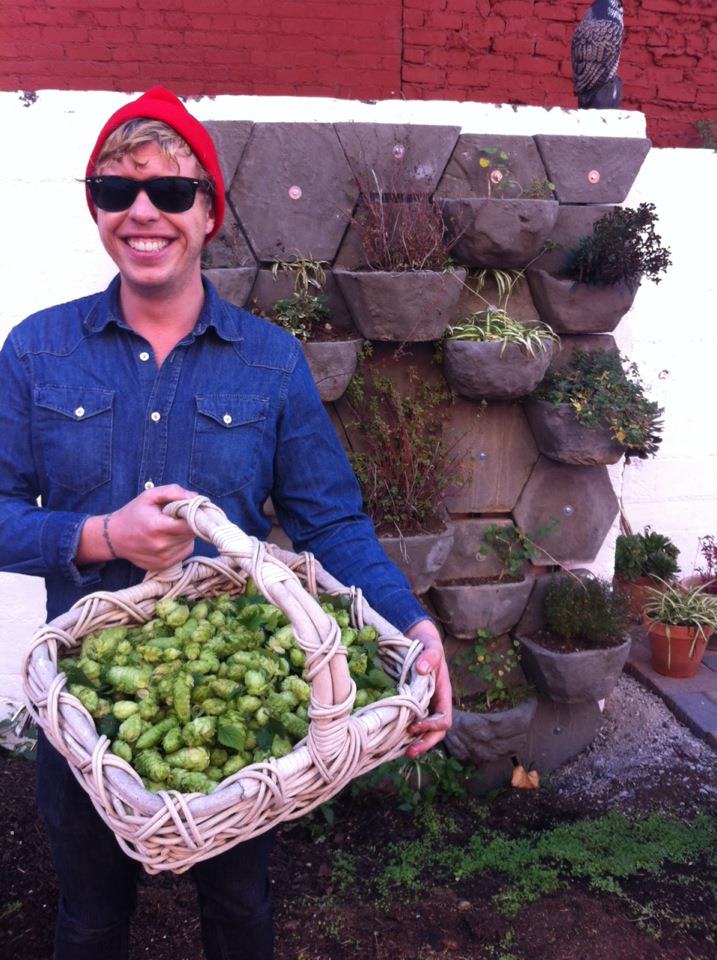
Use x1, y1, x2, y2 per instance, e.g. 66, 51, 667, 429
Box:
223, 413, 232, 425
139, 351, 150, 362
74, 406, 85, 418
144, 480, 155, 490
150, 411, 161, 422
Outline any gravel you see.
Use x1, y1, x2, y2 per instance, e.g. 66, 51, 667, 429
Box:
549, 673, 717, 815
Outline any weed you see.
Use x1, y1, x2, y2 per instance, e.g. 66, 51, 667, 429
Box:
330, 850, 358, 893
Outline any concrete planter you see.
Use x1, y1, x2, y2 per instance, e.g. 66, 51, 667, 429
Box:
524, 399, 624, 466
517, 633, 631, 703
443, 339, 554, 400
533, 135, 651, 204
445, 697, 538, 765
302, 338, 363, 402
442, 198, 559, 269
202, 267, 258, 307
379, 525, 455, 596
334, 269, 466, 341
527, 270, 638, 334
430, 576, 534, 639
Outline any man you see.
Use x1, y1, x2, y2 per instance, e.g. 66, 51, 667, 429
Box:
0, 88, 451, 960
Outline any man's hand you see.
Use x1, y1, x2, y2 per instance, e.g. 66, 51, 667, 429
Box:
404, 618, 452, 759
76, 484, 198, 571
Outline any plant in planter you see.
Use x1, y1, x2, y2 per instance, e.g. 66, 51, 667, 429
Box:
443, 266, 559, 400
445, 630, 537, 767
528, 202, 672, 333
334, 175, 466, 342
267, 257, 364, 402
344, 366, 463, 593
440, 144, 559, 269
517, 575, 632, 703
614, 527, 681, 620
526, 349, 663, 465
643, 580, 717, 678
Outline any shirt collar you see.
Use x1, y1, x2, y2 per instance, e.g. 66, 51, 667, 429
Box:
82, 274, 243, 343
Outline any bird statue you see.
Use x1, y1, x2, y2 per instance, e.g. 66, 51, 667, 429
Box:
571, 0, 625, 109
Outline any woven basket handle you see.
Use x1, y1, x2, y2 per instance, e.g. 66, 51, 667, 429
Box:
151, 495, 356, 773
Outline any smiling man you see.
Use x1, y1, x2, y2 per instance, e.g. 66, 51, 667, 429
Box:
0, 88, 451, 960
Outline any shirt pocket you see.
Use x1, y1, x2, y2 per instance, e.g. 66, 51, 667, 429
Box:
190, 394, 269, 498
33, 384, 114, 494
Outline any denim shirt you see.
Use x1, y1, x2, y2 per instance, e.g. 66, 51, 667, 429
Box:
0, 276, 427, 630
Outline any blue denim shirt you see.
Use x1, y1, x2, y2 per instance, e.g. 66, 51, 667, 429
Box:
0, 276, 427, 629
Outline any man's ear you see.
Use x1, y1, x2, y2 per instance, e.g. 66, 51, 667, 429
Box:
205, 211, 215, 238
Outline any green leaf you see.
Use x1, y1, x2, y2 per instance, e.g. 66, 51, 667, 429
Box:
217, 723, 246, 752
98, 715, 120, 739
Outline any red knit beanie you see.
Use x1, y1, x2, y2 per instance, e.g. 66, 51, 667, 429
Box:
85, 87, 224, 242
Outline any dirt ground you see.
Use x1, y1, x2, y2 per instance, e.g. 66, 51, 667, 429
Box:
2, 674, 716, 960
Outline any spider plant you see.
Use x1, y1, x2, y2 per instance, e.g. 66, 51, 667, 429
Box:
644, 579, 717, 656
271, 256, 329, 294
446, 310, 558, 357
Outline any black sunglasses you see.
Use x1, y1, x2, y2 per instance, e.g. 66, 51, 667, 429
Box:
84, 175, 211, 213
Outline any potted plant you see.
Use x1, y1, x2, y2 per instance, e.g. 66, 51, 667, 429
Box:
343, 366, 460, 594
516, 575, 632, 703
430, 523, 535, 639
266, 258, 364, 402
442, 266, 559, 400
525, 349, 663, 466
334, 177, 466, 342
446, 630, 537, 766
643, 580, 717, 678
614, 527, 681, 620
439, 143, 559, 269
528, 203, 672, 333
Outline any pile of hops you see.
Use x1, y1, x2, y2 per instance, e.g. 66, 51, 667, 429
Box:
58, 582, 392, 794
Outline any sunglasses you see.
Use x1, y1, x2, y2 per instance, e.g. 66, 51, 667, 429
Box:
84, 175, 212, 214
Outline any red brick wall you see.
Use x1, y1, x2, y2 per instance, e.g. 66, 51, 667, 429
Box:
0, 0, 714, 147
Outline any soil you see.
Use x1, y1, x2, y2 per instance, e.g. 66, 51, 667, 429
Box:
438, 575, 525, 587
526, 628, 627, 654
2, 674, 716, 960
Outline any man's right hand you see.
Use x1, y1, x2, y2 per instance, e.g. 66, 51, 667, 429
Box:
75, 484, 198, 571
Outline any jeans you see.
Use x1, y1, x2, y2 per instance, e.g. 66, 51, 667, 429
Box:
36, 732, 274, 960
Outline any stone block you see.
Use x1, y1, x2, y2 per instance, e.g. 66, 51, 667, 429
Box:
444, 402, 539, 513
534, 136, 651, 204
514, 569, 592, 636
455, 272, 540, 326
440, 518, 517, 581
549, 334, 618, 372
513, 457, 618, 564
231, 123, 358, 262
443, 198, 559, 270
334, 122, 460, 195
202, 209, 255, 269
202, 266, 258, 308
247, 267, 355, 332
524, 696, 603, 773
436, 135, 551, 198
531, 203, 618, 275
203, 120, 253, 193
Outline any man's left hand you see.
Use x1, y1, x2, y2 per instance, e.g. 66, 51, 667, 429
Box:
404, 619, 452, 759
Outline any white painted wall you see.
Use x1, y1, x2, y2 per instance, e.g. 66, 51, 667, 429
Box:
1, 90, 714, 706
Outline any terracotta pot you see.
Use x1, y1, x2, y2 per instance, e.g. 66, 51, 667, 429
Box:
445, 697, 538, 765
333, 268, 466, 341
302, 338, 362, 402
378, 525, 455, 595
613, 575, 662, 622
524, 398, 625, 466
527, 270, 638, 334
443, 340, 553, 400
516, 633, 631, 703
430, 576, 534, 639
643, 616, 711, 678
441, 198, 558, 269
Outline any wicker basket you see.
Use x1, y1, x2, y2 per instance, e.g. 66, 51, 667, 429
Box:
22, 496, 433, 874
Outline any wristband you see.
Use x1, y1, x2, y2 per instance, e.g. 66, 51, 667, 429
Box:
102, 513, 119, 561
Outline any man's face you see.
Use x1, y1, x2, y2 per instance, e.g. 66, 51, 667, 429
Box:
95, 142, 215, 299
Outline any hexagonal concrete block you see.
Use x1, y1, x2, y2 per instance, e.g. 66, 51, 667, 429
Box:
230, 123, 359, 262
440, 518, 518, 581
455, 272, 540, 326
513, 457, 618, 565
247, 268, 355, 333
203, 266, 258, 307
435, 135, 552, 198
203, 120, 253, 193
514, 569, 593, 636
334, 122, 460, 195
531, 203, 618, 275
202, 209, 256, 269
549, 334, 618, 373
443, 402, 539, 514
534, 136, 651, 204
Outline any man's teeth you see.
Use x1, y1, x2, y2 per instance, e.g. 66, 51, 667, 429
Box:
127, 238, 170, 252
